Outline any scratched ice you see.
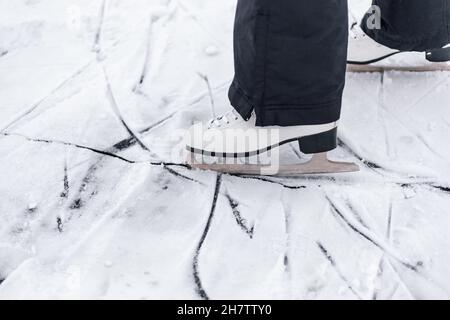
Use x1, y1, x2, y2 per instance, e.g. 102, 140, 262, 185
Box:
0, 0, 449, 299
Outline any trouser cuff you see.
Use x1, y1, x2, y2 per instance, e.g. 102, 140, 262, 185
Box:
229, 80, 342, 127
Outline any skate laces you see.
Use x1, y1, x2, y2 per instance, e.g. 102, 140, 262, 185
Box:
208, 110, 241, 129
349, 22, 367, 40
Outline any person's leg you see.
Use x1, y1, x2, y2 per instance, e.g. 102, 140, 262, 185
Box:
362, 0, 450, 51
229, 0, 348, 127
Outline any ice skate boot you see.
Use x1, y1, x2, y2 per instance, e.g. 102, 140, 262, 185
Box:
185, 109, 359, 176
347, 23, 450, 72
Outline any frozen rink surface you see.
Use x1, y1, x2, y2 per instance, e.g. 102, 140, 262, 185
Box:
1, 0, 450, 299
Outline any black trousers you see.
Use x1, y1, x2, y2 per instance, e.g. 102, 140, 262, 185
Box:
229, 0, 450, 127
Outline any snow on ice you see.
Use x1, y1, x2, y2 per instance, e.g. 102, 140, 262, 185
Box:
0, 0, 450, 299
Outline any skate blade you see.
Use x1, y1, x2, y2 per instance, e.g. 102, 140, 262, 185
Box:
187, 152, 360, 177
347, 63, 450, 73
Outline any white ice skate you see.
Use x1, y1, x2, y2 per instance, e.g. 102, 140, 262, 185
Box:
347, 23, 450, 72
185, 109, 359, 176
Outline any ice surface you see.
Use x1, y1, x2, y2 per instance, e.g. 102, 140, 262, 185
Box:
0, 0, 449, 300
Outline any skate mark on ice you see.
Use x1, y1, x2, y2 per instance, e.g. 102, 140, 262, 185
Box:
372, 259, 385, 300
65, 131, 145, 210
134, 22, 152, 92
225, 193, 254, 239
70, 160, 100, 211
95, 110, 176, 160
92, 0, 107, 53
5, 131, 445, 193
346, 201, 370, 230
163, 166, 204, 185
56, 217, 64, 233
111, 136, 137, 152
400, 182, 450, 196
7, 132, 183, 210
373, 258, 416, 300
378, 72, 393, 158
35, 111, 192, 209
281, 198, 293, 288
372, 200, 393, 300
317, 242, 362, 299
133, 0, 177, 94
0, 61, 93, 134
8, 126, 394, 192
92, 110, 177, 160
337, 139, 383, 171
102, 67, 154, 155
0, 8, 173, 134
131, 77, 230, 142
431, 185, 450, 194
56, 158, 70, 232
386, 200, 394, 240
326, 196, 420, 272
150, 161, 190, 169
103, 69, 151, 152
337, 139, 428, 180
1, 1, 183, 136
328, 197, 418, 271
68, 163, 190, 214
385, 257, 431, 299
197, 73, 216, 118
193, 174, 222, 300
0, 133, 135, 211
296, 175, 357, 184
386, 255, 449, 298
133, 12, 165, 94
140, 111, 178, 136
60, 159, 70, 199
230, 175, 307, 190
1, 133, 136, 164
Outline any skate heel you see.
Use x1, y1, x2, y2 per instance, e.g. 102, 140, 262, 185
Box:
426, 47, 450, 62
298, 127, 338, 154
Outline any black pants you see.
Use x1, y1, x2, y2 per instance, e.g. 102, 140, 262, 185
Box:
229, 0, 450, 127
